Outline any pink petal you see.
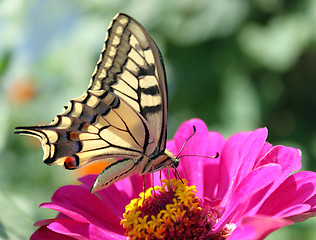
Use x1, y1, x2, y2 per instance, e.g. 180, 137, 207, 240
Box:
243, 146, 302, 216
30, 225, 74, 240
34, 218, 57, 227
273, 204, 311, 218
48, 219, 125, 240
116, 174, 151, 198
287, 210, 316, 222
229, 215, 293, 240
77, 175, 96, 189
255, 142, 273, 164
214, 163, 281, 232
40, 202, 87, 224
306, 194, 316, 208
78, 171, 146, 202
219, 128, 268, 208
109, 174, 149, 201
79, 175, 130, 217
173, 119, 209, 198
232, 128, 268, 193
40, 185, 124, 235
207, 131, 226, 157
48, 219, 89, 239
255, 145, 302, 174
258, 171, 316, 217
217, 131, 251, 201
227, 224, 256, 240
203, 131, 226, 200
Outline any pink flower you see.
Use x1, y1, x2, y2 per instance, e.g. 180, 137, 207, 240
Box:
31, 119, 316, 239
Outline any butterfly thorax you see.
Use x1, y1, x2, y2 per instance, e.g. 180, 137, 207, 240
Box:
142, 149, 177, 174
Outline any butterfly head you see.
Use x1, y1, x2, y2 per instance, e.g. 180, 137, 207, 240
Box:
163, 149, 180, 169
172, 159, 180, 168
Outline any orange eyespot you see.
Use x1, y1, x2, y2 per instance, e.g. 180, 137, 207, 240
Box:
64, 156, 79, 169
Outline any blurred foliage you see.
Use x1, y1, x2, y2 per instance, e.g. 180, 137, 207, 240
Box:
1, 0, 316, 239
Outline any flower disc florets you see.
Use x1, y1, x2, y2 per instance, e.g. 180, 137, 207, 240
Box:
121, 178, 232, 240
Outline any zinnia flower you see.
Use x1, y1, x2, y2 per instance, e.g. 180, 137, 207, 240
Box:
31, 119, 316, 239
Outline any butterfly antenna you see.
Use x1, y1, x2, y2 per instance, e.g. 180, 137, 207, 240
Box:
175, 125, 219, 159
179, 152, 219, 159
176, 125, 197, 159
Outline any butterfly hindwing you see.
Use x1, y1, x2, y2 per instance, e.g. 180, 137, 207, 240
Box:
15, 90, 157, 169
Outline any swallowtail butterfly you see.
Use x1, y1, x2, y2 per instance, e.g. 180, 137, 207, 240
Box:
15, 13, 179, 193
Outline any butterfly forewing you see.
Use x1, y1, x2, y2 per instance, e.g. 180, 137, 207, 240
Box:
89, 13, 168, 152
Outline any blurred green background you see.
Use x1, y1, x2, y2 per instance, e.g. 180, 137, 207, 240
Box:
1, 0, 316, 239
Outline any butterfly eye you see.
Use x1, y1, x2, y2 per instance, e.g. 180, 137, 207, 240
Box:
64, 156, 79, 169
173, 161, 179, 168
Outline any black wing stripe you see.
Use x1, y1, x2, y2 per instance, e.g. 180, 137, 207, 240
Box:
139, 85, 160, 96
142, 104, 162, 114
88, 14, 167, 154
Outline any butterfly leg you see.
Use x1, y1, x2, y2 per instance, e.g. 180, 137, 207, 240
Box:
151, 168, 163, 207
166, 166, 177, 202
173, 168, 184, 184
142, 175, 146, 197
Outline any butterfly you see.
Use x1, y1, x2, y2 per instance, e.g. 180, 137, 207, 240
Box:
15, 13, 179, 193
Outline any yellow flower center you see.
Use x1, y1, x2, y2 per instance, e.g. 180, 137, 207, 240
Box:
121, 178, 234, 239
